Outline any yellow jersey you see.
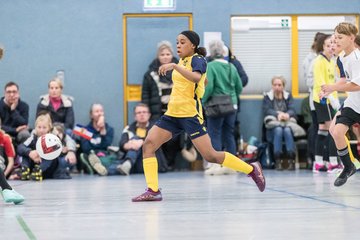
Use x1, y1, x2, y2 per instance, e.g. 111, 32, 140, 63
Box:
165, 54, 207, 118
312, 54, 338, 103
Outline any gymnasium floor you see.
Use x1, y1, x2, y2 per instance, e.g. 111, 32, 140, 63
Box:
1, 170, 359, 240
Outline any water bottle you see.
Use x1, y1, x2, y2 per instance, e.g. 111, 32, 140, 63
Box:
239, 135, 244, 154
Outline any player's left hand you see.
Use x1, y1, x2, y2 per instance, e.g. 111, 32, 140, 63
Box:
65, 151, 77, 164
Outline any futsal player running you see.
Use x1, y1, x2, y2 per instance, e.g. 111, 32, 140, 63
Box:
132, 30, 265, 202
321, 22, 360, 186
328, 34, 360, 169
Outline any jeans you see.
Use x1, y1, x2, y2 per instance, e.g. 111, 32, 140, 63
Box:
207, 112, 237, 155
104, 159, 123, 175
266, 126, 295, 156
124, 149, 143, 173
57, 156, 74, 169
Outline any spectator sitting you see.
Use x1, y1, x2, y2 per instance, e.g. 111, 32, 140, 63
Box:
0, 81, 30, 144
51, 122, 77, 177
17, 113, 71, 181
79, 103, 123, 176
36, 77, 75, 133
263, 76, 300, 171
117, 103, 168, 175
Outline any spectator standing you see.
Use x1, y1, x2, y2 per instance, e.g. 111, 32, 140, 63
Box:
202, 40, 243, 175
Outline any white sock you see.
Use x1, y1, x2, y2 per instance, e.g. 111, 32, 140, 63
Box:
315, 155, 324, 164
329, 156, 338, 165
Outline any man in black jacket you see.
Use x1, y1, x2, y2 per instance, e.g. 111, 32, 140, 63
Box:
117, 103, 168, 175
0, 81, 30, 144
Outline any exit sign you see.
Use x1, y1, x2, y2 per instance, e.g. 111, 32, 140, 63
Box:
143, 0, 176, 11
281, 19, 289, 27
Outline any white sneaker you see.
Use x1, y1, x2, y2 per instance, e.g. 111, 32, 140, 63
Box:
117, 160, 131, 176
204, 164, 222, 175
88, 152, 108, 176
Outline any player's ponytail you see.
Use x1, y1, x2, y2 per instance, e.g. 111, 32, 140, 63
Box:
196, 47, 207, 57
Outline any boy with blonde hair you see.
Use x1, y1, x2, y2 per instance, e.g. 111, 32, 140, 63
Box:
321, 22, 360, 186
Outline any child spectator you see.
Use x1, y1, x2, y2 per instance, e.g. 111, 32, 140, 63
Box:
51, 122, 77, 177
17, 113, 71, 181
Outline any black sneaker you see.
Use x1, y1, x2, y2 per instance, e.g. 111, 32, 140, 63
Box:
30, 164, 43, 181
334, 166, 356, 187
21, 167, 30, 181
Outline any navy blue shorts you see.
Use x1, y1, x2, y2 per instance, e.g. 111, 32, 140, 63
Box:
155, 115, 207, 140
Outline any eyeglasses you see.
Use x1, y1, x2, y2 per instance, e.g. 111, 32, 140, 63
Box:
5, 90, 18, 94
135, 111, 149, 115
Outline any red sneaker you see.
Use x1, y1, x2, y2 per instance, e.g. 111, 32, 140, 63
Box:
248, 162, 266, 192
132, 188, 162, 202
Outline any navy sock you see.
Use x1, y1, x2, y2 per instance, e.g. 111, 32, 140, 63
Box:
337, 147, 353, 170
315, 130, 327, 157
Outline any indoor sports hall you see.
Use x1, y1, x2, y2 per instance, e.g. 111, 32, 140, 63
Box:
1, 1, 360, 239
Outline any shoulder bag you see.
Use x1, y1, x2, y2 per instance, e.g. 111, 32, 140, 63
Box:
204, 62, 236, 118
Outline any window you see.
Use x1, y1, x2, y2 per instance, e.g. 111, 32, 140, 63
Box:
231, 16, 292, 94
231, 15, 358, 95
297, 16, 356, 93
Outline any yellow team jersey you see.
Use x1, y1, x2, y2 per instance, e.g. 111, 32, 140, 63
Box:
312, 54, 338, 103
165, 54, 207, 118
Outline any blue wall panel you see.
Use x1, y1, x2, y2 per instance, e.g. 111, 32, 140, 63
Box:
0, 0, 359, 143
126, 17, 189, 85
